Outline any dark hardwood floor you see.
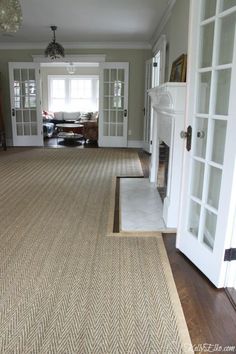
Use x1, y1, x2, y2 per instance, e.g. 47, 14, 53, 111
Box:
44, 137, 98, 148
138, 149, 236, 351
164, 235, 236, 351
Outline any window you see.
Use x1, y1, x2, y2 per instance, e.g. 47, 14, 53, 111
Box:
48, 75, 99, 112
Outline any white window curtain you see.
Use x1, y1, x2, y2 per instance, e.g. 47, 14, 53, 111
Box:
48, 75, 99, 112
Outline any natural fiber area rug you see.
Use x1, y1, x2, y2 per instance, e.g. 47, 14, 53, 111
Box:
0, 148, 193, 354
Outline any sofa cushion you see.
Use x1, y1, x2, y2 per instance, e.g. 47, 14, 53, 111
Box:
54, 112, 64, 120
64, 112, 80, 120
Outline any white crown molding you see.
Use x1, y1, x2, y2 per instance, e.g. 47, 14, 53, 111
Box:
0, 41, 152, 50
151, 0, 176, 49
32, 54, 106, 63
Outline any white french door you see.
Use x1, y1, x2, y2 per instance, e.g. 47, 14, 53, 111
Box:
9, 63, 43, 146
177, 0, 236, 287
99, 62, 129, 147
143, 59, 153, 153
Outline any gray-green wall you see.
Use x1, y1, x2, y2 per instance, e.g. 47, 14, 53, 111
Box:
161, 0, 190, 81
0, 49, 151, 144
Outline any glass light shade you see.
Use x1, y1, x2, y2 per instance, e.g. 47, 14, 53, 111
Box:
45, 41, 65, 60
0, 0, 22, 33
67, 63, 76, 74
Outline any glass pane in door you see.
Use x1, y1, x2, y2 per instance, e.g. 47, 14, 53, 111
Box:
221, 0, 236, 11
188, 200, 201, 237
191, 160, 205, 199
207, 167, 222, 209
200, 22, 215, 68
202, 209, 217, 250
218, 12, 236, 65
215, 69, 231, 115
117, 125, 123, 136
197, 72, 211, 113
211, 120, 227, 164
202, 0, 217, 19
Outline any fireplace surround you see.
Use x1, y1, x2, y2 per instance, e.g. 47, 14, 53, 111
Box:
148, 83, 186, 228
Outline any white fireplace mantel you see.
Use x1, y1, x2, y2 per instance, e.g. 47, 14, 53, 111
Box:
148, 82, 186, 228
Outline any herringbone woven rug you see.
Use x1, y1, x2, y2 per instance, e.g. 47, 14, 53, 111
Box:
0, 148, 193, 354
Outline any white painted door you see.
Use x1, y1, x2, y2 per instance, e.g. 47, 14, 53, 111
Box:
143, 59, 153, 153
177, 0, 236, 288
9, 63, 43, 146
99, 62, 129, 147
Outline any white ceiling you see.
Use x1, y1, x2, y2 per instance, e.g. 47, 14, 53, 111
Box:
0, 0, 171, 48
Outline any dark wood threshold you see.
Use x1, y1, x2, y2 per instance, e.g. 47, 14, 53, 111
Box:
113, 177, 120, 233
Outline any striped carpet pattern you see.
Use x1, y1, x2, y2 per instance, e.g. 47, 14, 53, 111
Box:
0, 148, 193, 354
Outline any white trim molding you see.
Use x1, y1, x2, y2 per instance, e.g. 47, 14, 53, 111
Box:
151, 0, 176, 48
32, 54, 106, 63
0, 41, 152, 50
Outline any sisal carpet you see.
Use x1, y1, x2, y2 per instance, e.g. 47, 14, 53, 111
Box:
0, 148, 193, 354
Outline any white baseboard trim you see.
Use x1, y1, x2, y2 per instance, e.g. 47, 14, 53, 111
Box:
127, 140, 143, 148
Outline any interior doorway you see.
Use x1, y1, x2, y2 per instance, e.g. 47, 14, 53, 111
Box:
41, 62, 100, 148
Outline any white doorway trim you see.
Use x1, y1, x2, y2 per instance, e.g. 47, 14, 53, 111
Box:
32, 54, 106, 63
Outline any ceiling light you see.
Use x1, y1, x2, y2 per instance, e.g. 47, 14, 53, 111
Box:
67, 62, 76, 75
45, 26, 65, 60
0, 0, 22, 33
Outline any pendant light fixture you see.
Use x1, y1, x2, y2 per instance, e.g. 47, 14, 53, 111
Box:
45, 25, 65, 60
0, 0, 22, 33
66, 62, 76, 75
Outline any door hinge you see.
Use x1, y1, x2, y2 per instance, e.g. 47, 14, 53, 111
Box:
150, 140, 152, 145
224, 248, 236, 261
153, 62, 158, 67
